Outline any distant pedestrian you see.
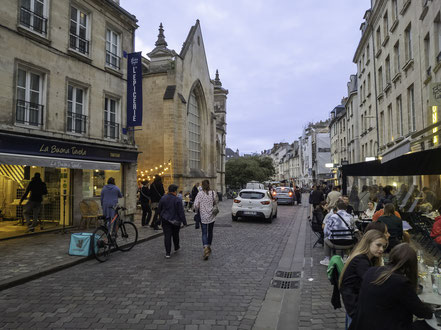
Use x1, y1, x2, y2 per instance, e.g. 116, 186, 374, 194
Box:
19, 172, 48, 232
194, 179, 219, 260
100, 177, 123, 231
189, 182, 199, 211
139, 180, 152, 226
158, 184, 187, 258
150, 176, 165, 230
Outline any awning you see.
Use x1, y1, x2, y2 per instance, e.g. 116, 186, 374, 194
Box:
381, 138, 410, 163
0, 153, 121, 170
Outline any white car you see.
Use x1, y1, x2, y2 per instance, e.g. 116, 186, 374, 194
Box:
231, 189, 277, 223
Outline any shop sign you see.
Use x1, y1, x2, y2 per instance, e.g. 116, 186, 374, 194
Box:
127, 52, 143, 127
39, 144, 87, 156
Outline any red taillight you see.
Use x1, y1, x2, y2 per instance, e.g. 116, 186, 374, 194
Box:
288, 191, 293, 197
261, 201, 270, 205
233, 199, 241, 203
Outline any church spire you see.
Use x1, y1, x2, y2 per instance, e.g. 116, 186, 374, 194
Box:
214, 69, 222, 87
155, 23, 168, 48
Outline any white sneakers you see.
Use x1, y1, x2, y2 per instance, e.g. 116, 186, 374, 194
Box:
319, 256, 330, 266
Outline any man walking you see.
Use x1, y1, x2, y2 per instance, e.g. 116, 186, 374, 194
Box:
19, 172, 48, 232
158, 184, 187, 258
139, 180, 152, 226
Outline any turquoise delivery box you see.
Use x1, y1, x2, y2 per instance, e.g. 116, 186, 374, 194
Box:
68, 232, 98, 256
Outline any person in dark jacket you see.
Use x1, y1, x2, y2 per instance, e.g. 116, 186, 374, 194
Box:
100, 177, 122, 231
339, 230, 387, 322
310, 185, 325, 208
19, 172, 48, 232
378, 203, 403, 252
350, 243, 433, 330
158, 184, 187, 258
376, 185, 396, 211
149, 176, 165, 230
189, 182, 200, 210
139, 180, 151, 226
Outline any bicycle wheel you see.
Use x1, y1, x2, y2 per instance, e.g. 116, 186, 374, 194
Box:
92, 226, 111, 262
115, 221, 138, 251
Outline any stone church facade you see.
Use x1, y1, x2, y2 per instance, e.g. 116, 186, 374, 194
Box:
136, 21, 227, 194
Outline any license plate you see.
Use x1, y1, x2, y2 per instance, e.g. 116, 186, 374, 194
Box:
243, 211, 257, 215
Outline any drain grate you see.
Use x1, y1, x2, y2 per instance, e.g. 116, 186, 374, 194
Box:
271, 280, 299, 289
275, 270, 301, 279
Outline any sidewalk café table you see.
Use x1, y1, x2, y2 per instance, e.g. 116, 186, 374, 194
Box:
355, 216, 372, 231
419, 270, 441, 329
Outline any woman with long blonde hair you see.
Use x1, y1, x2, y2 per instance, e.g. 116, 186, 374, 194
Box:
339, 230, 388, 323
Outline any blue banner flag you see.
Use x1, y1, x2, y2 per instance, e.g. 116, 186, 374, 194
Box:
127, 52, 143, 127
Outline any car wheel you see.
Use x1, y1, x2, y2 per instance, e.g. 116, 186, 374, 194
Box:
266, 215, 273, 223
232, 214, 238, 221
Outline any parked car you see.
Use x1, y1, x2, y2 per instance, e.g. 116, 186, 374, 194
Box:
273, 187, 295, 205
231, 189, 277, 223
245, 181, 265, 189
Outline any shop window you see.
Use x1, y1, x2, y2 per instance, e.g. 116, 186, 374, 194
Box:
16, 67, 44, 127
83, 169, 122, 198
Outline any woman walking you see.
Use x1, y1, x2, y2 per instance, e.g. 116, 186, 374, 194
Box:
194, 180, 218, 260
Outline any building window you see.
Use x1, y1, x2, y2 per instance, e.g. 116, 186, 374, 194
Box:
380, 111, 385, 146
407, 85, 415, 132
16, 68, 44, 126
393, 41, 400, 75
405, 24, 412, 61
385, 56, 391, 84
376, 26, 381, 50
366, 43, 370, 62
19, 0, 47, 35
106, 29, 120, 70
187, 91, 201, 169
361, 114, 364, 132
67, 84, 87, 134
378, 66, 383, 92
367, 73, 371, 95
383, 12, 389, 39
396, 95, 403, 137
104, 97, 119, 139
424, 33, 430, 72
436, 14, 441, 62
391, 0, 398, 22
387, 104, 393, 141
69, 6, 89, 55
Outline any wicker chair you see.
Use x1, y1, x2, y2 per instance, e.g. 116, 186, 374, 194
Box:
79, 200, 99, 229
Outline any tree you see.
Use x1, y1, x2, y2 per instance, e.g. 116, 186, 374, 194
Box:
225, 156, 275, 189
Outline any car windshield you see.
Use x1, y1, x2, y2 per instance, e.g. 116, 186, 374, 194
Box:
276, 187, 291, 193
240, 192, 265, 199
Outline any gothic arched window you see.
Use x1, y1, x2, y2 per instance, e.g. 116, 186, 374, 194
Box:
188, 91, 201, 169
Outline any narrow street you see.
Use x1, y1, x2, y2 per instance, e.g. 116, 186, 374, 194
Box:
0, 199, 345, 330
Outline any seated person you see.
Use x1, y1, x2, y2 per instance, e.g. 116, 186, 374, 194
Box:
364, 221, 390, 242
342, 195, 355, 215
349, 243, 433, 330
320, 201, 356, 266
377, 203, 403, 252
340, 230, 387, 322
372, 199, 401, 221
363, 201, 376, 219
322, 206, 337, 230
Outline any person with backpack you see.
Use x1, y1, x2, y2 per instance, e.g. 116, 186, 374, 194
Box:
19, 172, 48, 232
149, 176, 165, 230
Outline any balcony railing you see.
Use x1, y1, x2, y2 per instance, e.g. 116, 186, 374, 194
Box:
104, 121, 119, 139
67, 111, 87, 134
16, 99, 44, 126
69, 33, 89, 55
106, 51, 121, 70
19, 6, 47, 35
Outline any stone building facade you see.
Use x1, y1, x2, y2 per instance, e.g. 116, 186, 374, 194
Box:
0, 0, 139, 238
136, 21, 227, 194
353, 0, 441, 162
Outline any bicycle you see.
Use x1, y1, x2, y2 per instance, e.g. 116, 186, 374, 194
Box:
92, 205, 138, 262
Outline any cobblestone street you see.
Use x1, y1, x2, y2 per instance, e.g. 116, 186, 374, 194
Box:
0, 198, 345, 329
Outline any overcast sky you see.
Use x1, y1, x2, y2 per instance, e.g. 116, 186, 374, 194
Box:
121, 0, 371, 154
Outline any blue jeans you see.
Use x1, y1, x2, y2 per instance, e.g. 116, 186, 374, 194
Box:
201, 222, 214, 247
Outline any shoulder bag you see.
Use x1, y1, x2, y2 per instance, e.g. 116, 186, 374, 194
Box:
211, 191, 219, 216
